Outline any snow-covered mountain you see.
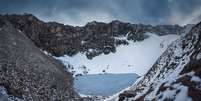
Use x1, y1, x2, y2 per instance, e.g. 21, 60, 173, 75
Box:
0, 14, 200, 101
0, 14, 188, 76
0, 14, 187, 60
54, 33, 179, 76
115, 22, 201, 101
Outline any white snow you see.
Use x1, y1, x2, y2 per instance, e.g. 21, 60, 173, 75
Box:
55, 33, 179, 75
174, 85, 192, 101
196, 52, 201, 60
81, 40, 86, 44
154, 84, 192, 101
103, 76, 144, 101
43, 50, 50, 55
191, 75, 201, 83
17, 29, 22, 33
88, 49, 95, 53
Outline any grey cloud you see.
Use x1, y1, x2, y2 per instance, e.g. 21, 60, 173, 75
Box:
0, 0, 201, 25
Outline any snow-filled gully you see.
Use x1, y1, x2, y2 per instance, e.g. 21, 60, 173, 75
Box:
47, 33, 180, 99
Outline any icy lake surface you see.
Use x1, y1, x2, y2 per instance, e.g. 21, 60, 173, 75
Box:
74, 73, 139, 96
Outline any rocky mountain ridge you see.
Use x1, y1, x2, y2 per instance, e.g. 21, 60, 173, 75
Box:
0, 14, 190, 59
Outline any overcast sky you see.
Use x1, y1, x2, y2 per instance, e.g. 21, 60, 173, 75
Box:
0, 0, 201, 26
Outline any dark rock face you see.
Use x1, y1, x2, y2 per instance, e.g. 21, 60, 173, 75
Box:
117, 22, 201, 101
0, 14, 186, 59
0, 22, 80, 100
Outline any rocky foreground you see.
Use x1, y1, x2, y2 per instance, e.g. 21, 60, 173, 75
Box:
0, 21, 82, 100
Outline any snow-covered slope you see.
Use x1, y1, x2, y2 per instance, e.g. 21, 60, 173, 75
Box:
55, 33, 179, 76
116, 22, 201, 101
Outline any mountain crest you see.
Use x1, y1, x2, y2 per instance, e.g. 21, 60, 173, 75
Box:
0, 14, 189, 59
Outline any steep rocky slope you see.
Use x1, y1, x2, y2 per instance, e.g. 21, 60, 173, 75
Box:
0, 14, 187, 59
117, 22, 201, 101
0, 22, 81, 100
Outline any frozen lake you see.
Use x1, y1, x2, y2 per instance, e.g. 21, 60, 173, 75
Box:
74, 73, 139, 96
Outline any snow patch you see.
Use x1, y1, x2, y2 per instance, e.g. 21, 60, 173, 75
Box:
81, 40, 86, 44
196, 52, 201, 60
174, 85, 192, 101
191, 75, 201, 83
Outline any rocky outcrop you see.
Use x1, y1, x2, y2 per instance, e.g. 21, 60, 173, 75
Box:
117, 22, 201, 101
0, 14, 187, 59
0, 22, 80, 100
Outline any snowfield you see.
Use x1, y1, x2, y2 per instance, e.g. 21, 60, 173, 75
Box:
54, 33, 179, 76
